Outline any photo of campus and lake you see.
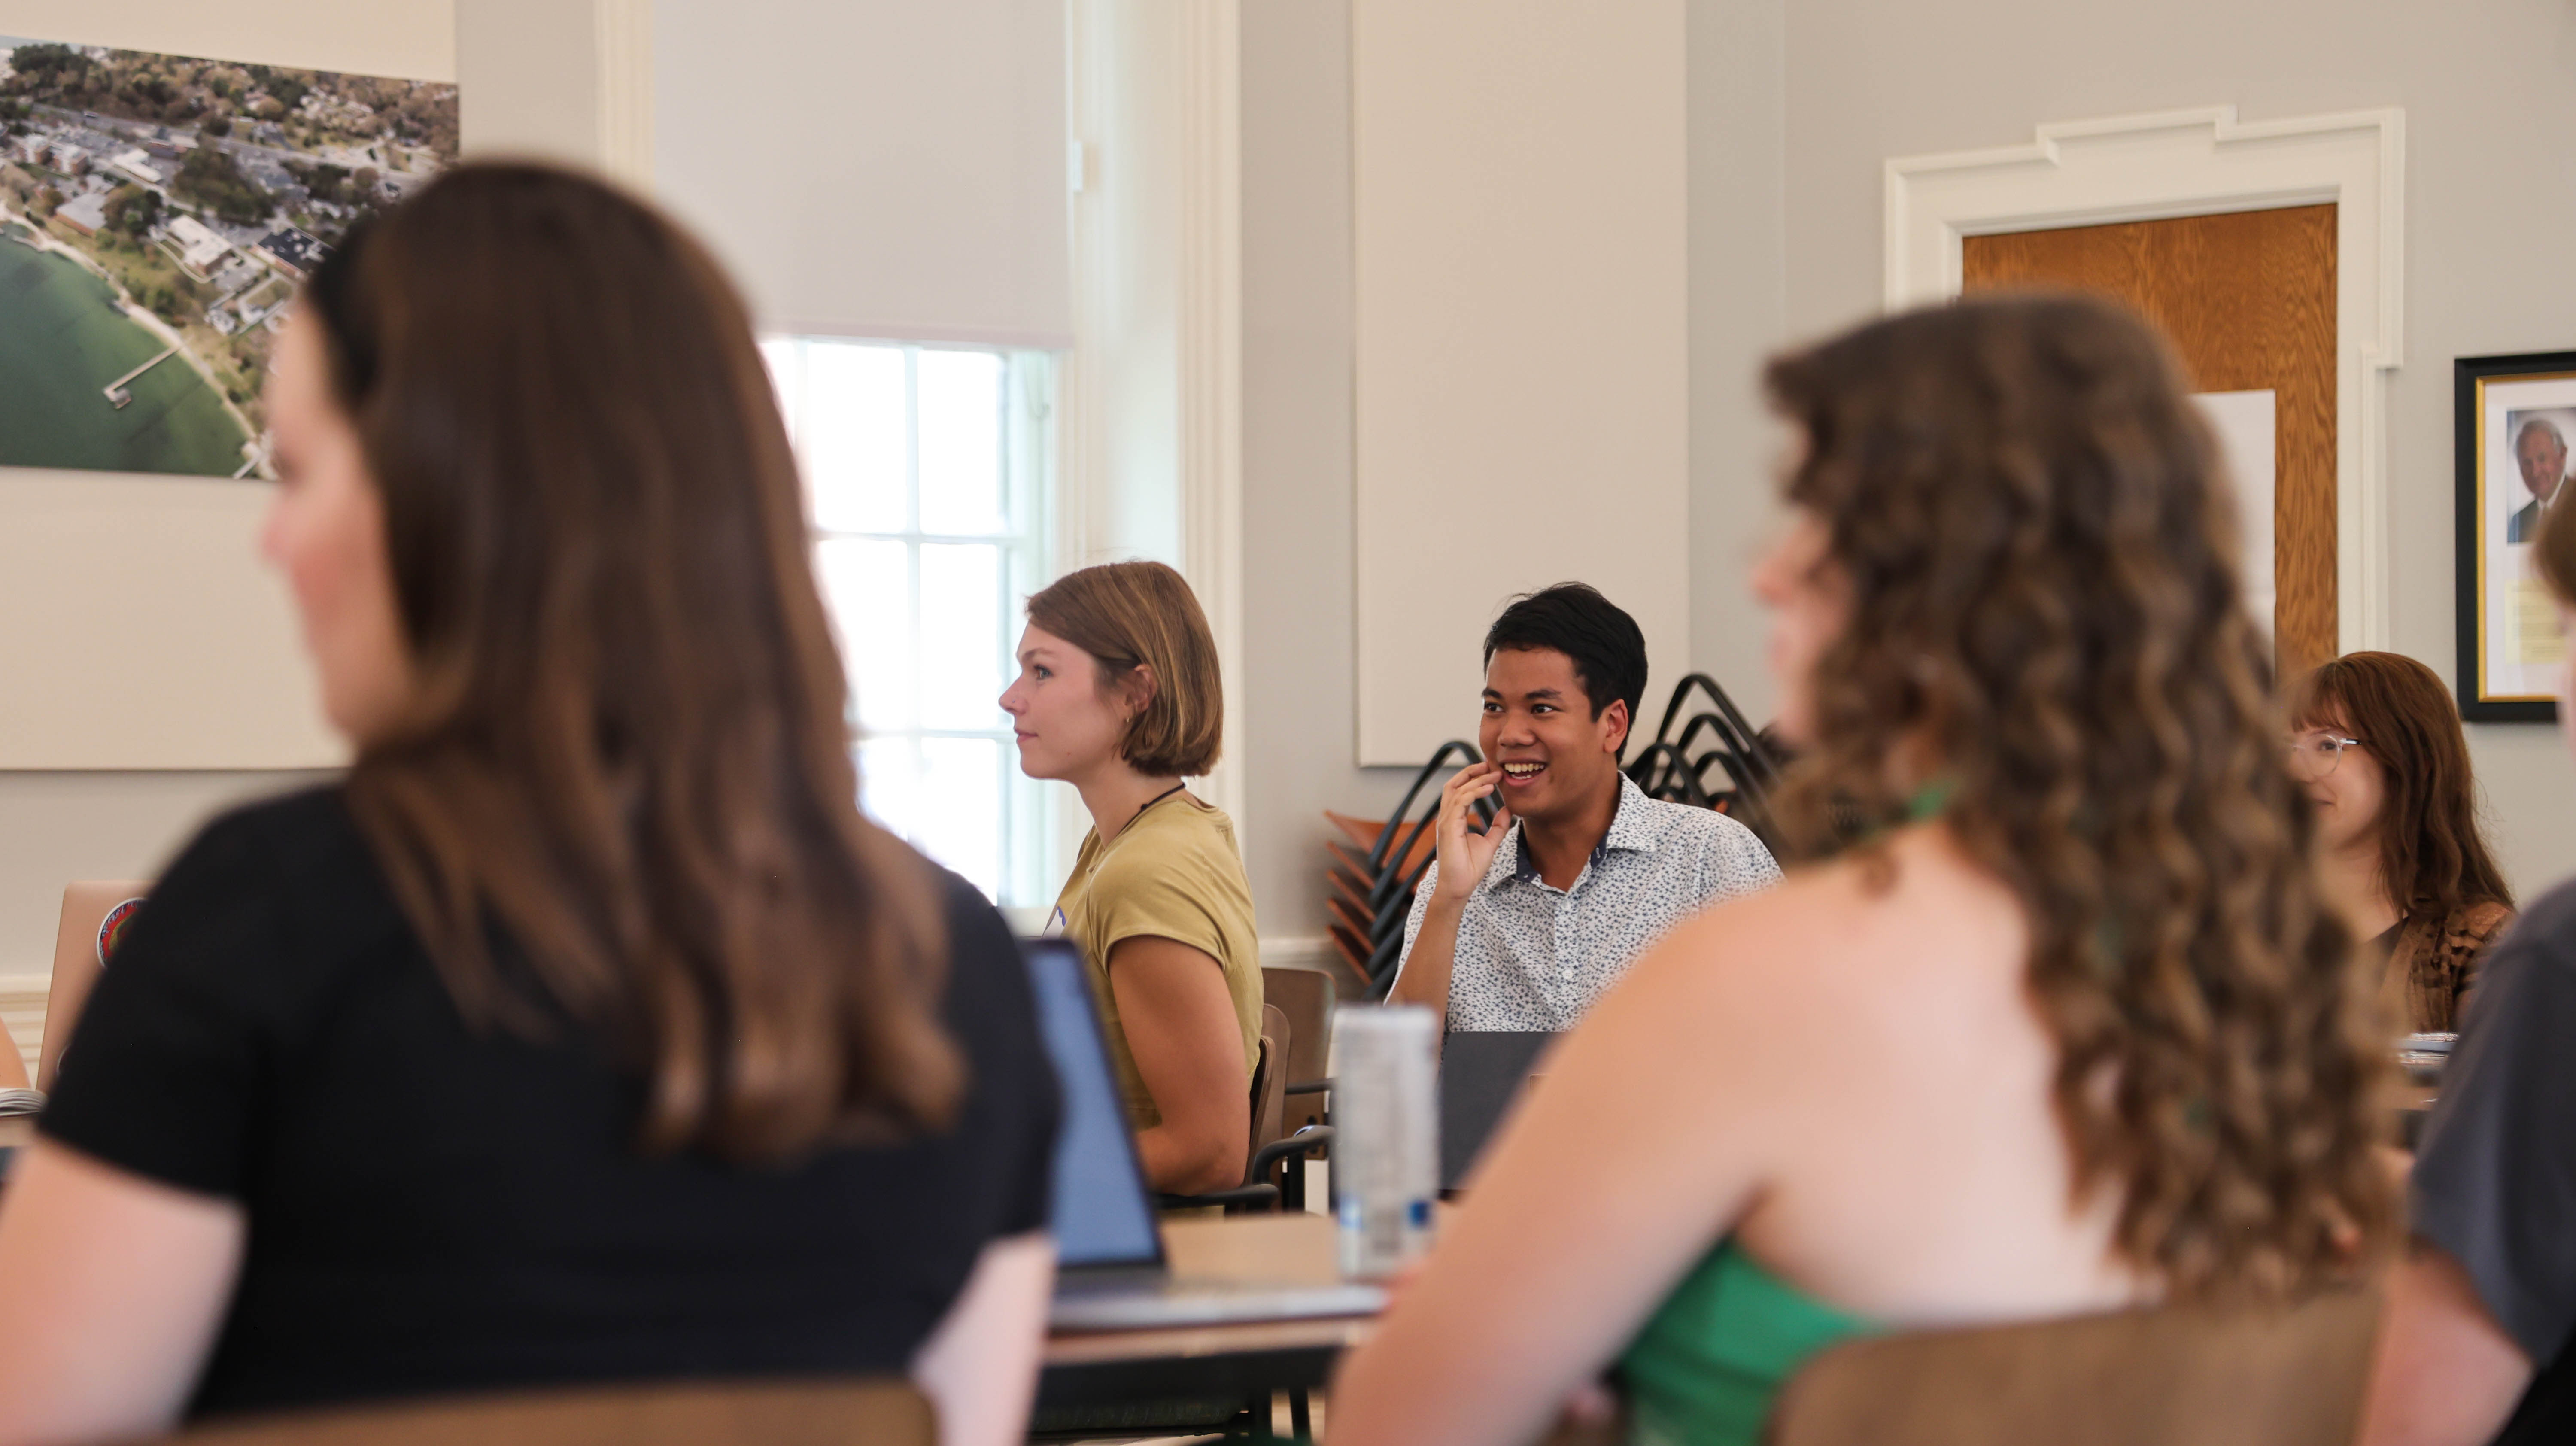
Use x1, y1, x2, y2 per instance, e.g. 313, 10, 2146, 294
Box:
0, 39, 456, 479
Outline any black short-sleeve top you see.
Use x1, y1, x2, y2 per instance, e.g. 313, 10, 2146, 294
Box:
2413, 879, 2576, 1443
38, 787, 1057, 1421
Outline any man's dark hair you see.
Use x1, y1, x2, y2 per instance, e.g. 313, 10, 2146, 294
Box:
1482, 583, 1649, 756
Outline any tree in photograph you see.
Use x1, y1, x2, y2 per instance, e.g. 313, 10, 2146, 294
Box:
175, 143, 268, 225
3, 43, 92, 97
105, 185, 162, 237
201, 113, 231, 137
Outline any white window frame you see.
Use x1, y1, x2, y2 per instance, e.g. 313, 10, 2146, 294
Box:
766, 337, 1060, 909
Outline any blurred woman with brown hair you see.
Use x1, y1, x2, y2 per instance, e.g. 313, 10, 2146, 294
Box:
2287, 651, 2513, 1034
0, 164, 1057, 1446
1331, 295, 2397, 1446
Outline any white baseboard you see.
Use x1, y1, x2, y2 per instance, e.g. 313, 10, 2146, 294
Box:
1, 971, 46, 1080
1260, 934, 1337, 971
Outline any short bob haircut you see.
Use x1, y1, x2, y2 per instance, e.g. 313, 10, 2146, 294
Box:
1026, 561, 1224, 777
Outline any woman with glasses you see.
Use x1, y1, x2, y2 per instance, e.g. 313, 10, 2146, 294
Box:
2287, 652, 2514, 1035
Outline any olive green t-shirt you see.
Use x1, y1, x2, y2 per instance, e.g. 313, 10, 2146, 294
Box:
1054, 793, 1263, 1130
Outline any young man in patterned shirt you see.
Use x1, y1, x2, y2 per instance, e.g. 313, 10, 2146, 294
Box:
1388, 584, 1781, 1033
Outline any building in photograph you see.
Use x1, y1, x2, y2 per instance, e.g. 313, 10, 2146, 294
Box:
55, 189, 109, 236
107, 149, 162, 187
256, 225, 328, 279
160, 215, 234, 282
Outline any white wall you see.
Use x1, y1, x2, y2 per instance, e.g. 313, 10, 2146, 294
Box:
1753, 0, 2576, 900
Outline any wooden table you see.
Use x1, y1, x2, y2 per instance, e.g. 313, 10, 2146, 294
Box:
1039, 1212, 1380, 1413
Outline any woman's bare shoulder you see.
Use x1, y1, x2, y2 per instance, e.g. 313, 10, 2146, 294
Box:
1615, 828, 2026, 1036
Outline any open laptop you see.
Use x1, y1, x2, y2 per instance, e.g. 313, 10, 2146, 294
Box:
1024, 937, 1385, 1332
1438, 1030, 1555, 1191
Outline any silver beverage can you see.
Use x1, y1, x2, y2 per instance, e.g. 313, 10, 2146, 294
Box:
1331, 1004, 1439, 1279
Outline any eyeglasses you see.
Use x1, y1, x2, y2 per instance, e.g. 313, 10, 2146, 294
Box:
2287, 732, 2364, 778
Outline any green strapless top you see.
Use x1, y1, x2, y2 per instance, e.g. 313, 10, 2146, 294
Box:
1616, 1240, 1876, 1446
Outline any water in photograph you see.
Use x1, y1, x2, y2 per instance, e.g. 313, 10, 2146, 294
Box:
0, 235, 251, 477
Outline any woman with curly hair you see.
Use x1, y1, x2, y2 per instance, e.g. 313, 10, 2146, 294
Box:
2287, 652, 2513, 1035
1328, 294, 2397, 1446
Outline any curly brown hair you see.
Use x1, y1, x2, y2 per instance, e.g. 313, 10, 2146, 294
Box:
1764, 294, 2396, 1302
2287, 652, 2512, 921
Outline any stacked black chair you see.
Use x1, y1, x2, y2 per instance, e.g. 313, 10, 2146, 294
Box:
1316, 740, 1491, 999
1623, 672, 1786, 849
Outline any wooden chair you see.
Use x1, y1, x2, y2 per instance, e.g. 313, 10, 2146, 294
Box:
159, 1377, 934, 1446
1262, 966, 1335, 1091
40, 881, 151, 1093
1158, 1003, 1318, 1214
1263, 966, 1338, 1206
1765, 1281, 2384, 1446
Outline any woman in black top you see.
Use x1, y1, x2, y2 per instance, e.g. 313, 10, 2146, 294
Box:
0, 165, 1058, 1446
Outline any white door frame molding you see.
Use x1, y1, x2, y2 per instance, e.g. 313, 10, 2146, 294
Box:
1058, 0, 1247, 842
1884, 105, 2405, 654
594, 0, 655, 191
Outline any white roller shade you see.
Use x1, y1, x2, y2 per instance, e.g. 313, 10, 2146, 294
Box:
651, 0, 1071, 348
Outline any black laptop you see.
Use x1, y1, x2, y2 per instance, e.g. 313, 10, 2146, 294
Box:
1023, 938, 1385, 1331
1438, 1030, 1556, 1191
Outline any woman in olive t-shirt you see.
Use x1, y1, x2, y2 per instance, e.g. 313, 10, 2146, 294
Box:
1000, 562, 1264, 1196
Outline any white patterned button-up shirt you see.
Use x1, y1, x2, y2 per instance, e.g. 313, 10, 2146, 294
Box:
1395, 775, 1782, 1032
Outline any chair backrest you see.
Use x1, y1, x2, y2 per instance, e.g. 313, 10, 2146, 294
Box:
1262, 966, 1334, 1087
165, 1377, 936, 1446
1765, 1281, 2383, 1446
0, 1015, 29, 1091
39, 880, 151, 1093
1238, 1003, 1291, 1188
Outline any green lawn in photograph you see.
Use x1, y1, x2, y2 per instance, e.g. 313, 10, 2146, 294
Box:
0, 237, 249, 477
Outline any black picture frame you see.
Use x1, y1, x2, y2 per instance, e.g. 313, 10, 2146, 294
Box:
2455, 351, 2576, 722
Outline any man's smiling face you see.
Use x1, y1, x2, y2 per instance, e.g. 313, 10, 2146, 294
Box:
1478, 646, 1629, 826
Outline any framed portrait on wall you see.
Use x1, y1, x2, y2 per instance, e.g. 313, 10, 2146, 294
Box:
2456, 352, 2576, 722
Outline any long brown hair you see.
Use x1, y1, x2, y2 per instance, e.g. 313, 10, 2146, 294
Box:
1765, 294, 2394, 1301
2288, 652, 2512, 921
307, 162, 960, 1161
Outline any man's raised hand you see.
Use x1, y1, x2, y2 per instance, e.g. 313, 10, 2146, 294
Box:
1431, 762, 1512, 905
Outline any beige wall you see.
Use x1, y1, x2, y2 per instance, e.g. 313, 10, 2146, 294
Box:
1747, 0, 2576, 900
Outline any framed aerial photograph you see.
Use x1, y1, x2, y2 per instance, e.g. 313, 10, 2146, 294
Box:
0, 38, 456, 480
2456, 351, 2576, 722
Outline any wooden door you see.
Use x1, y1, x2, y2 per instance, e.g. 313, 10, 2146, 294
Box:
1962, 206, 2337, 673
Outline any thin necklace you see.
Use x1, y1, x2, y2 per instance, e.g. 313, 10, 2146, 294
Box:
1105, 782, 1188, 846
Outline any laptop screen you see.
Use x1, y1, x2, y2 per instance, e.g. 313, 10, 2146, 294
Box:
1021, 938, 1163, 1270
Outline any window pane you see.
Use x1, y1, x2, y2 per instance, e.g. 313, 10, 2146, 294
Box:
917, 349, 1005, 536
804, 342, 908, 533
758, 339, 803, 442
816, 538, 914, 731
918, 543, 1002, 731
917, 737, 1004, 899
857, 736, 922, 847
